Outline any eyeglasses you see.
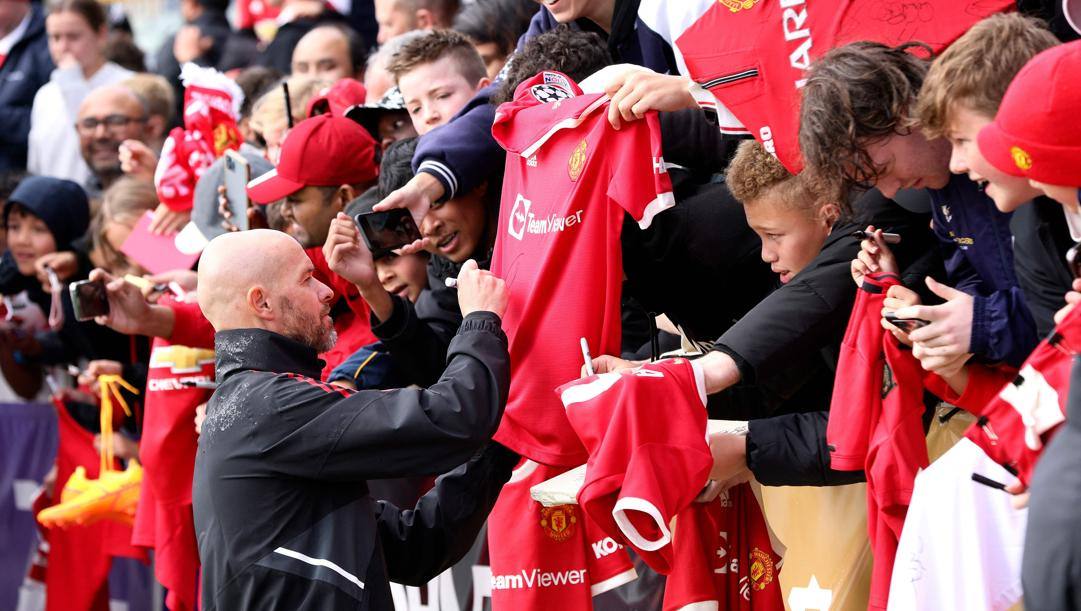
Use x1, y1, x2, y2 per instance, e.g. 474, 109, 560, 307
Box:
75, 114, 147, 135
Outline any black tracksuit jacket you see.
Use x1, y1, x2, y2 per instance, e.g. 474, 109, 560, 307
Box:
193, 315, 513, 610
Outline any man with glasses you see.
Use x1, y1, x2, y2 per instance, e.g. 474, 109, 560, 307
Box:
75, 83, 150, 195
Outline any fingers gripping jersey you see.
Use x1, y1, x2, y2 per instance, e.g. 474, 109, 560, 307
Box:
927, 305, 1081, 484
827, 273, 930, 610
637, 0, 1013, 172
557, 358, 711, 574
663, 484, 785, 611
490, 71, 675, 466
487, 460, 637, 611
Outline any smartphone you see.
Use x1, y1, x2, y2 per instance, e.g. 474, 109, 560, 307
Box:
224, 150, 250, 232
70, 280, 110, 321
884, 311, 930, 334
354, 209, 422, 258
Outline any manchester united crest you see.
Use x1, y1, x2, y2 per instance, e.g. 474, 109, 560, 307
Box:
749, 547, 775, 591
539, 504, 578, 542
1010, 145, 1033, 171
568, 140, 588, 181
719, 0, 759, 13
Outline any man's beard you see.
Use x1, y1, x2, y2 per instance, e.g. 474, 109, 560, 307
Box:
279, 297, 338, 353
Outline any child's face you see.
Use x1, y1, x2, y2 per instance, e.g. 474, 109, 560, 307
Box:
743, 192, 834, 283
948, 105, 1041, 212
399, 56, 488, 136
744, 195, 834, 285
375, 252, 428, 302
1028, 180, 1081, 214
420, 186, 488, 263
6, 208, 57, 277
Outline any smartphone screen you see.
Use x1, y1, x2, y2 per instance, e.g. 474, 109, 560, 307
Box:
224, 150, 251, 232
354, 209, 422, 258
70, 280, 110, 321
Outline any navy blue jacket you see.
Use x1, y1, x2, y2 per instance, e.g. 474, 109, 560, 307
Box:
0, 6, 53, 172
413, 0, 675, 200
927, 175, 1038, 366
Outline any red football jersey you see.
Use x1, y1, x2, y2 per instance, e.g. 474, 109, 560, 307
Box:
638, 0, 1014, 172
557, 358, 711, 574
133, 335, 215, 611
490, 71, 675, 466
663, 484, 784, 611
827, 273, 930, 610
927, 305, 1081, 484
487, 460, 638, 611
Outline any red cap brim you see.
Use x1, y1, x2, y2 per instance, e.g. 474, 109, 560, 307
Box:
977, 122, 1026, 178
246, 168, 305, 205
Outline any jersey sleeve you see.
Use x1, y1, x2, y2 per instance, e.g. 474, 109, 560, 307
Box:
606, 113, 675, 230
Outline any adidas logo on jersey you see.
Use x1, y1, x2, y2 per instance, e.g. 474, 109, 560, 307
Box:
490, 568, 587, 590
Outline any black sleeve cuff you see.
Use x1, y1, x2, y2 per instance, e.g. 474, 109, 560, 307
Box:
711, 342, 755, 384
457, 311, 505, 340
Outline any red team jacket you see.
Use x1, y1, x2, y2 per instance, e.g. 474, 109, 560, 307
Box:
490, 70, 675, 467
927, 304, 1081, 485
557, 358, 712, 574
827, 273, 930, 610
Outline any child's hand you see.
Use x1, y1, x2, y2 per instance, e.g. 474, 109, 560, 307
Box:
850, 225, 899, 286
881, 285, 922, 345
1055, 278, 1081, 325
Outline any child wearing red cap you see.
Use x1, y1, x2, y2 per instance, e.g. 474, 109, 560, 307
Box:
979, 40, 1081, 215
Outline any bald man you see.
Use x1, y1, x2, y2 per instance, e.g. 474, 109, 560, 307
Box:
76, 84, 152, 194
291, 25, 365, 82
191, 229, 515, 610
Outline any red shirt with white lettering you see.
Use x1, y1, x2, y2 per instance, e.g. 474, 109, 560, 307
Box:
490, 71, 675, 466
637, 0, 1013, 172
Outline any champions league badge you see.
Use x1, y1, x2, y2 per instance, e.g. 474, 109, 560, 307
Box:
530, 84, 574, 105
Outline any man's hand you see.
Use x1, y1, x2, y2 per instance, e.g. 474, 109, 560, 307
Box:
373, 173, 442, 253
585, 354, 641, 377
708, 431, 749, 483
913, 341, 971, 394
1004, 481, 1030, 510
34, 251, 78, 291
456, 259, 507, 318
850, 225, 899, 286
149, 203, 191, 235
894, 277, 974, 361
604, 69, 696, 129
119, 140, 158, 183
194, 402, 207, 436
89, 268, 168, 336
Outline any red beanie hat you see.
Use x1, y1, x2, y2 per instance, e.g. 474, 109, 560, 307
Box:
978, 40, 1081, 187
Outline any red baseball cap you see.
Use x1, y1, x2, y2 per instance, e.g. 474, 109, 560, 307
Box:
247, 114, 378, 204
306, 78, 367, 118
978, 40, 1081, 187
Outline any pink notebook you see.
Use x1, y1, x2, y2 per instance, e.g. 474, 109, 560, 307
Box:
120, 212, 206, 275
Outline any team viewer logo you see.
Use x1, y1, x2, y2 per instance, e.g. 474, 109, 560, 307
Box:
539, 505, 577, 542
719, 0, 759, 12
749, 547, 775, 591
508, 194, 531, 240
568, 140, 588, 181
1010, 146, 1033, 171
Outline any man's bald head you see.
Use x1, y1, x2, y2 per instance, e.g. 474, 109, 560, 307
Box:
198, 230, 338, 351
292, 25, 365, 82
198, 230, 303, 330
77, 85, 150, 187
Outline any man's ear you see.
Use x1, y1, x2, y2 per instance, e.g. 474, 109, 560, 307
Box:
335, 185, 356, 211
414, 8, 434, 30
247, 285, 275, 321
